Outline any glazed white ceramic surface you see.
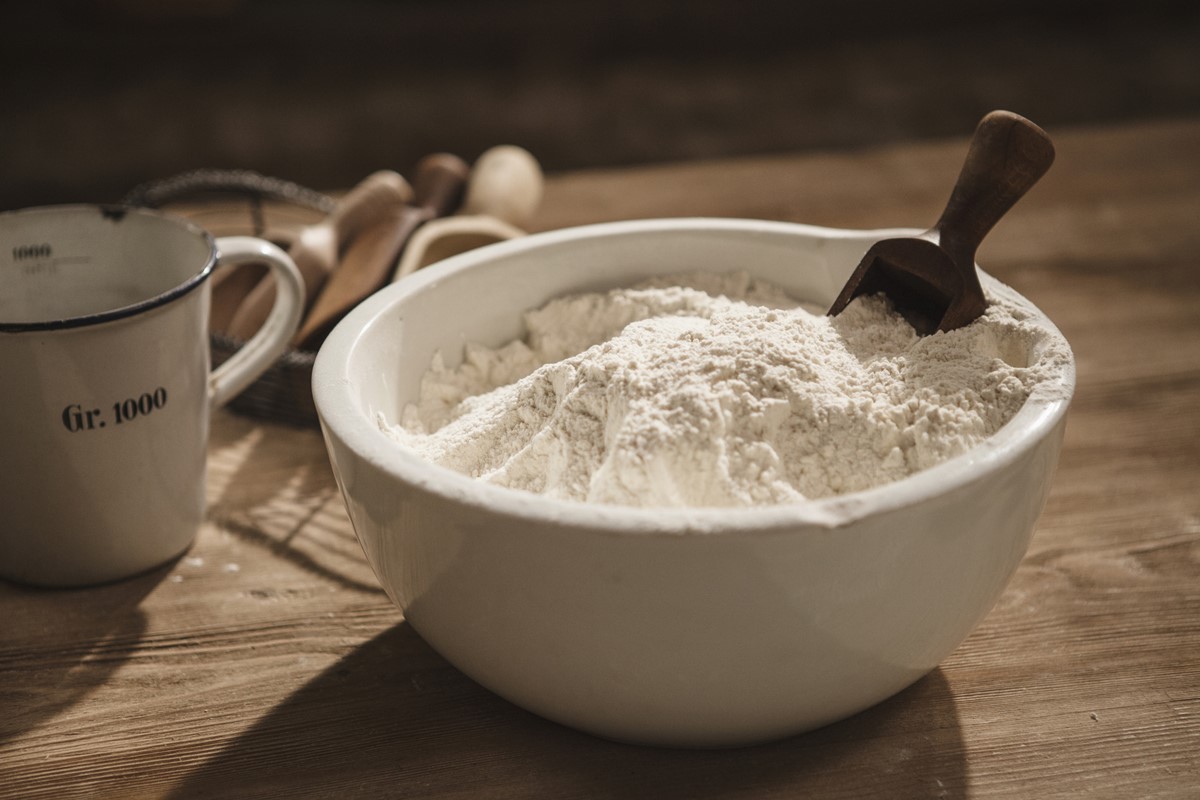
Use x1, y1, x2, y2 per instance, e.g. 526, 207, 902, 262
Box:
0, 205, 303, 587
312, 218, 1075, 747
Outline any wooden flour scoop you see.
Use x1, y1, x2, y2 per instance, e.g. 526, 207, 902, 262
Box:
828, 110, 1055, 334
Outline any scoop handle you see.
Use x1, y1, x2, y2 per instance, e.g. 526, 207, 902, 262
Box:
934, 110, 1055, 267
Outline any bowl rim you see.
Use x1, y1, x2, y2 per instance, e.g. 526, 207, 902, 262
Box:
312, 217, 1076, 535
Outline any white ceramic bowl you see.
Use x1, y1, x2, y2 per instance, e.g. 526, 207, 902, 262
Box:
312, 218, 1074, 747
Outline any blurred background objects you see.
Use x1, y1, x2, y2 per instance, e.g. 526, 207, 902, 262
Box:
4, 0, 1198, 207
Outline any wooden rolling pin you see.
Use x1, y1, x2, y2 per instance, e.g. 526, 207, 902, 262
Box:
291, 153, 469, 350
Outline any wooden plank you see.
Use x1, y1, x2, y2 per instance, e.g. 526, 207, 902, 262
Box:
2, 116, 1198, 799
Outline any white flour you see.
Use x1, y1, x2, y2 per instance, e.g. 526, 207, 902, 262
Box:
382, 272, 1070, 508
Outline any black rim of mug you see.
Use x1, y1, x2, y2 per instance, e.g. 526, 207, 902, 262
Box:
0, 204, 218, 333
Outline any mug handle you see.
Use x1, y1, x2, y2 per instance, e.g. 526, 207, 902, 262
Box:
208, 236, 305, 408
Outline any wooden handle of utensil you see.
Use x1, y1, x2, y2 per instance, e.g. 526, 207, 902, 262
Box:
328, 170, 413, 244
934, 110, 1055, 266
291, 207, 420, 350
291, 154, 469, 350
223, 171, 412, 341
412, 153, 470, 219
462, 145, 543, 228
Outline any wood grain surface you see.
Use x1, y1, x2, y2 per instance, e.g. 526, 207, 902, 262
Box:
2, 117, 1198, 799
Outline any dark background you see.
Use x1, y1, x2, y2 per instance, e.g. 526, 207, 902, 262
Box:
4, 0, 1198, 209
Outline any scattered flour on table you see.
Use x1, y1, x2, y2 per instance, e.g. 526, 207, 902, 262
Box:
380, 271, 1071, 508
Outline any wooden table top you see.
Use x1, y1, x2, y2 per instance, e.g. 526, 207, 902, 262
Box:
3, 116, 1198, 799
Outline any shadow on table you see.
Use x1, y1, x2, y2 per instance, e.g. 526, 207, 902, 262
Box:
0, 564, 167, 746
205, 411, 384, 596
169, 623, 967, 799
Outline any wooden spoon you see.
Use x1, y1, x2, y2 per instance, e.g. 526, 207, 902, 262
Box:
292, 153, 469, 350
224, 170, 411, 341
392, 144, 543, 281
827, 110, 1055, 334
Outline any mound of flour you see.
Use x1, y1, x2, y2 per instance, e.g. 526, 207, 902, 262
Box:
381, 272, 1070, 508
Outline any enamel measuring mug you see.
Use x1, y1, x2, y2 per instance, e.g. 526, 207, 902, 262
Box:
0, 205, 304, 587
